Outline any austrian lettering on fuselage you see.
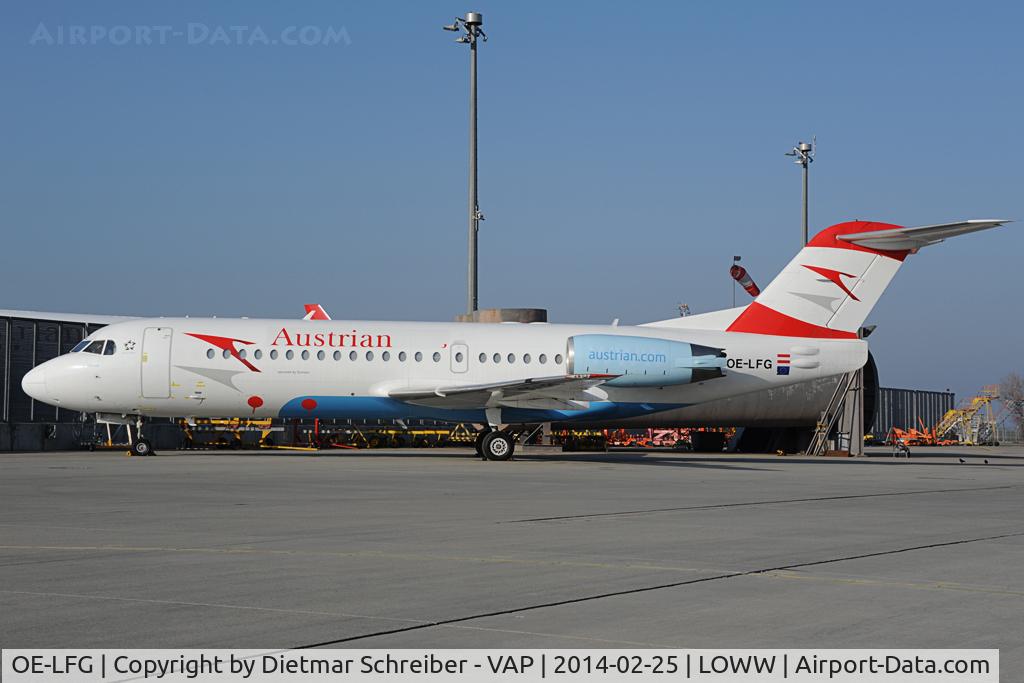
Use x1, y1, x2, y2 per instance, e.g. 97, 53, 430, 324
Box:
271, 328, 392, 349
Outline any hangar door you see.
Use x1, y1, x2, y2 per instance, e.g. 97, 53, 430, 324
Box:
141, 327, 173, 399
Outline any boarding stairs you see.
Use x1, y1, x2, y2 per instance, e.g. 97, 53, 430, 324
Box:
806, 370, 859, 457
934, 387, 999, 444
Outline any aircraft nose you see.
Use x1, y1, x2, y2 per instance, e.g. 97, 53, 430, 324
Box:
21, 365, 47, 401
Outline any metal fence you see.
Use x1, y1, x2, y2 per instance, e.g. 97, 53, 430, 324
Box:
871, 387, 955, 439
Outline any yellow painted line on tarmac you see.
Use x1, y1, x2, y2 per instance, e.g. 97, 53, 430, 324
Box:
442, 622, 672, 648
763, 569, 1024, 598
0, 588, 671, 647
0, 588, 424, 624
0, 544, 710, 574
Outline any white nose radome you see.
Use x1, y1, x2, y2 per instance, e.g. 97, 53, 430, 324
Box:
21, 365, 47, 401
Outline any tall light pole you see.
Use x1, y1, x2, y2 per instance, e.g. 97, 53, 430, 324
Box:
785, 140, 814, 245
444, 12, 487, 316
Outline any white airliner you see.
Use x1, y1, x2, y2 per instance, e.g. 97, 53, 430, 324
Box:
22, 220, 1009, 459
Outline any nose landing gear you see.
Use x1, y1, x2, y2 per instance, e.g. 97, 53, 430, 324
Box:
129, 416, 155, 457
130, 439, 153, 457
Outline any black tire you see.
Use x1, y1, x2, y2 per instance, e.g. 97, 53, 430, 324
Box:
131, 439, 153, 457
482, 432, 514, 461
474, 430, 490, 458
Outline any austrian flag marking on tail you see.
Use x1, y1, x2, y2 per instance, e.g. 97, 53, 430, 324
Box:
776, 353, 790, 375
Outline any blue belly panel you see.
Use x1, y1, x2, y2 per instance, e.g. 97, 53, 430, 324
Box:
278, 396, 686, 424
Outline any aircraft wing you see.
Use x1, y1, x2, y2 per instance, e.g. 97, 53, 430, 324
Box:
837, 219, 1011, 251
389, 373, 618, 410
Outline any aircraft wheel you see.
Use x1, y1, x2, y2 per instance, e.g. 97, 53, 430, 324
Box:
482, 431, 514, 461
474, 429, 490, 459
131, 439, 154, 457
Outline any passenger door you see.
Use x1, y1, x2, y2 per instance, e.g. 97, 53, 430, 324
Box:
450, 342, 469, 374
141, 327, 173, 398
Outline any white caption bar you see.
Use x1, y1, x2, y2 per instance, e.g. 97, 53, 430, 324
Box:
1, 649, 999, 682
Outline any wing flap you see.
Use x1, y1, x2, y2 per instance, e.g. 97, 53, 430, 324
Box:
837, 219, 1010, 251
389, 374, 618, 409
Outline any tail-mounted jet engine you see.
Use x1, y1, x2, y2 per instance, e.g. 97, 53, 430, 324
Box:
567, 335, 726, 387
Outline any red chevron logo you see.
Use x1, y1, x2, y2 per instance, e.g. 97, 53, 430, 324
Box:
186, 333, 260, 372
802, 265, 860, 301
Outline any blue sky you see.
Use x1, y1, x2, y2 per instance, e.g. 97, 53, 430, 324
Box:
2, 1, 1021, 398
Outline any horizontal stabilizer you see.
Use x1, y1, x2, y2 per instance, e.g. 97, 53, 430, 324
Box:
837, 219, 1011, 251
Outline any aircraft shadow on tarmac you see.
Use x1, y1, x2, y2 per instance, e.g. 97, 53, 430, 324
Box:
167, 448, 771, 471
157, 447, 1024, 469
513, 451, 1024, 469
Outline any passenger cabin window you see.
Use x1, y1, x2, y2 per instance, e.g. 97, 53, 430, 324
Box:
432, 352, 441, 362
207, 349, 216, 359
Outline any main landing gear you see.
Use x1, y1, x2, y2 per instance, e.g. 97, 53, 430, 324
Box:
474, 429, 515, 461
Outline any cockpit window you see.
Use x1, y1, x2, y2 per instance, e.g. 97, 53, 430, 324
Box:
71, 340, 90, 353
83, 340, 106, 354
103, 340, 116, 355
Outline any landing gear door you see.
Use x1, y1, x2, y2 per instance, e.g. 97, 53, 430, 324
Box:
141, 327, 173, 398
450, 342, 469, 374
